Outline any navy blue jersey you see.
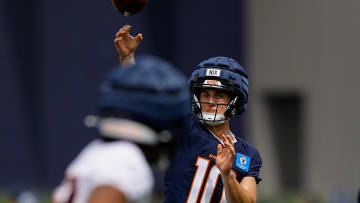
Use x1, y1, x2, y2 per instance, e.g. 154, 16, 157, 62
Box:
164, 114, 262, 203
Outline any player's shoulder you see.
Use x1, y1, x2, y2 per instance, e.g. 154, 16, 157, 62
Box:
185, 113, 198, 130
69, 139, 146, 170
187, 114, 210, 135
65, 139, 154, 202
234, 137, 261, 159
183, 113, 207, 141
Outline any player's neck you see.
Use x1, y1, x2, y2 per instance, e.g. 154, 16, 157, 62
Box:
205, 122, 231, 139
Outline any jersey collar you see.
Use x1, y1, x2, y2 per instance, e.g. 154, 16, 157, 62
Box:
207, 130, 237, 145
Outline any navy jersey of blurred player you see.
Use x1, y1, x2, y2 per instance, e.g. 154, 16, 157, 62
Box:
53, 54, 190, 203
164, 57, 262, 203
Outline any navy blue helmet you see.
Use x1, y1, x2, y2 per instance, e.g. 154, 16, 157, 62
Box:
96, 55, 190, 152
188, 56, 249, 125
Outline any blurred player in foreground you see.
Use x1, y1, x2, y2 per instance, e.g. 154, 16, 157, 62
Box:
52, 33, 191, 202
116, 25, 262, 203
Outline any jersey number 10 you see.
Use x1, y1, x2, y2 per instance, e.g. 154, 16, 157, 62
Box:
186, 157, 227, 203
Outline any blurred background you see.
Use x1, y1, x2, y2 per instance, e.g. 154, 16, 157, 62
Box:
0, 0, 359, 202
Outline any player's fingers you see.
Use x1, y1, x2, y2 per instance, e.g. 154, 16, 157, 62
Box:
114, 37, 121, 44
228, 145, 235, 156
219, 133, 226, 143
124, 25, 132, 32
225, 135, 234, 147
223, 142, 231, 151
116, 31, 125, 38
114, 38, 120, 49
119, 25, 131, 32
116, 25, 132, 37
225, 135, 235, 155
217, 144, 223, 156
135, 33, 143, 42
223, 136, 230, 145
223, 134, 231, 146
115, 38, 130, 56
114, 37, 123, 48
225, 134, 233, 145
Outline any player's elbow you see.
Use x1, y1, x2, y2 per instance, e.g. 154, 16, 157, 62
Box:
249, 195, 257, 203
246, 190, 257, 203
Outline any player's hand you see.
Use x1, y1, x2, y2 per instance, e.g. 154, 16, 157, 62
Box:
216, 133, 235, 177
114, 25, 142, 66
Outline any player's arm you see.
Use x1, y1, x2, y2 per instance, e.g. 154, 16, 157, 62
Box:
216, 134, 257, 203
221, 171, 257, 203
88, 185, 127, 203
114, 25, 143, 67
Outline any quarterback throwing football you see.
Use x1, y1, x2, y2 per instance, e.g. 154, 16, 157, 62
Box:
115, 25, 263, 203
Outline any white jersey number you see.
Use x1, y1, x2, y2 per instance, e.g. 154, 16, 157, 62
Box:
186, 157, 227, 203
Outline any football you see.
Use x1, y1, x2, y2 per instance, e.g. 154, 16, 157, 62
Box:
112, 0, 148, 16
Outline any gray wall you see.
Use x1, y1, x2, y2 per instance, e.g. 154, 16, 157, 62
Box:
248, 0, 360, 202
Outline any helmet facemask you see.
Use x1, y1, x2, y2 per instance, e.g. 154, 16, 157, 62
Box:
192, 90, 238, 126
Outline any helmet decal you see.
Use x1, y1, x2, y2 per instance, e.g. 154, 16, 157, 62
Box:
206, 69, 221, 77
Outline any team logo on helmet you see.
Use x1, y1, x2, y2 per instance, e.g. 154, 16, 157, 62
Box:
203, 80, 222, 87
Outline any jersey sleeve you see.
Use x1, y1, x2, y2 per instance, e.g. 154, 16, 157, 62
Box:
246, 148, 263, 184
